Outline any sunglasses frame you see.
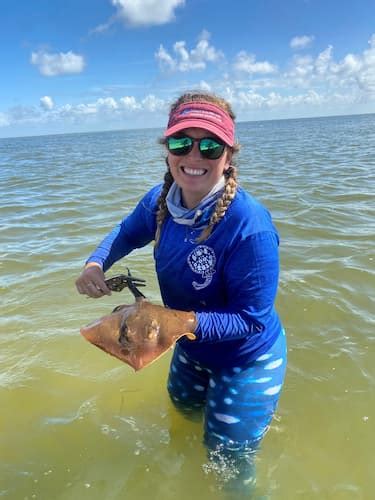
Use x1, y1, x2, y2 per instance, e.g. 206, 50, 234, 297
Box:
166, 134, 226, 160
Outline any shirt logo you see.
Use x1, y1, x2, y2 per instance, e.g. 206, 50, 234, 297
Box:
187, 245, 216, 290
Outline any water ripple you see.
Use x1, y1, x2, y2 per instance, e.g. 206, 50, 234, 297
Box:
1, 115, 374, 498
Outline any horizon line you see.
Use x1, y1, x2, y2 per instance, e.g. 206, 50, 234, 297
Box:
0, 111, 374, 141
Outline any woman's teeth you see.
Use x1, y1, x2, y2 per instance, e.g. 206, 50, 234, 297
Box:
182, 167, 206, 176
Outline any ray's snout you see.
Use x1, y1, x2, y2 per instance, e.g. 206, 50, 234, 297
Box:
80, 310, 124, 353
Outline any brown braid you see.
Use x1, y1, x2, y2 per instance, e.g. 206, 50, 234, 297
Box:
155, 168, 174, 246
155, 91, 241, 246
196, 165, 238, 242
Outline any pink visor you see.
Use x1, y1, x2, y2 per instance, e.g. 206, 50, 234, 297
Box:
164, 101, 235, 146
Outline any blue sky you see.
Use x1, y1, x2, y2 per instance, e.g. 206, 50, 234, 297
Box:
1, 0, 374, 137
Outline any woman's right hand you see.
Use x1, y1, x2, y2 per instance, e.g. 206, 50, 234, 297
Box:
75, 262, 112, 298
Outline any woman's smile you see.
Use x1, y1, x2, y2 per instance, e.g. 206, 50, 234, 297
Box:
181, 166, 207, 176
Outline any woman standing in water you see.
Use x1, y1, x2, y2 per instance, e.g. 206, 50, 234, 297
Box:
76, 92, 287, 491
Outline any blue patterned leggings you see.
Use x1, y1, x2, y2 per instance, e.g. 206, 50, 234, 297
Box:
167, 329, 287, 452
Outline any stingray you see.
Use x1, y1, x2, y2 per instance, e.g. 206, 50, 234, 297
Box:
80, 270, 196, 371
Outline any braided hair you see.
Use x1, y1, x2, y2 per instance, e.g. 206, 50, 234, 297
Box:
155, 92, 240, 246
195, 165, 238, 242
154, 167, 174, 246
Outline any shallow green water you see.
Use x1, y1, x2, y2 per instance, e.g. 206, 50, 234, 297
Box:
1, 114, 374, 499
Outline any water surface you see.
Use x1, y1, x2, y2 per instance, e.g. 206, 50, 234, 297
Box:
1, 114, 374, 499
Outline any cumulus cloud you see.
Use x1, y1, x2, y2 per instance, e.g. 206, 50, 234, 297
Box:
233, 51, 277, 74
119, 96, 141, 110
112, 0, 185, 26
0, 95, 167, 130
0, 112, 10, 127
156, 45, 176, 70
315, 46, 332, 75
3, 34, 375, 134
30, 50, 85, 76
233, 89, 337, 112
290, 35, 315, 50
141, 94, 165, 111
283, 34, 375, 95
198, 80, 212, 92
208, 35, 375, 115
224, 35, 375, 116
97, 97, 118, 111
156, 31, 223, 72
357, 34, 375, 92
40, 96, 54, 110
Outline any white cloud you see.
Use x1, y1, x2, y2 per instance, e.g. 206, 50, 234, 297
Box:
112, 0, 185, 26
233, 89, 331, 111
198, 80, 212, 92
0, 95, 167, 130
30, 50, 85, 76
234, 90, 266, 109
205, 35, 375, 115
290, 35, 315, 50
286, 54, 314, 86
40, 96, 54, 110
97, 97, 119, 111
357, 34, 375, 92
282, 35, 375, 95
119, 96, 141, 110
315, 46, 332, 75
155, 45, 176, 70
3, 34, 375, 135
156, 31, 223, 72
233, 51, 277, 74
141, 94, 165, 112
0, 112, 10, 127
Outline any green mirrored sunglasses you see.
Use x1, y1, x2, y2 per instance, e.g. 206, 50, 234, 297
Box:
166, 135, 226, 160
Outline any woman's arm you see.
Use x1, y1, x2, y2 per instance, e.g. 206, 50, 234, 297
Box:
194, 230, 280, 342
86, 187, 159, 271
76, 187, 159, 297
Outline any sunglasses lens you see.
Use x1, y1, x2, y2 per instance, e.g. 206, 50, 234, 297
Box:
199, 138, 225, 159
167, 136, 193, 156
167, 136, 226, 159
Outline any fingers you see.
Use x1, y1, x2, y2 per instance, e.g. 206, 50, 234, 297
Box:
75, 265, 112, 298
81, 282, 106, 298
76, 279, 102, 297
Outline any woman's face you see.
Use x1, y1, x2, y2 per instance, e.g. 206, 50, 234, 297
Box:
167, 127, 232, 209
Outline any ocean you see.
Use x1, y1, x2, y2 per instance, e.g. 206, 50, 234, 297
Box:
1, 113, 374, 499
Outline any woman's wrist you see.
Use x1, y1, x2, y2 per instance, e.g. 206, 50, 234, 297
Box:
84, 261, 103, 270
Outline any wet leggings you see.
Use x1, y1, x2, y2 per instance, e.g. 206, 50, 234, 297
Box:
167, 329, 287, 491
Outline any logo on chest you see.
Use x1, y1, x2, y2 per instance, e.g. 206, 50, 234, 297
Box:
187, 245, 216, 290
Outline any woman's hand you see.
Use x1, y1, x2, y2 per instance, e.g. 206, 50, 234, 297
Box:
75, 262, 111, 298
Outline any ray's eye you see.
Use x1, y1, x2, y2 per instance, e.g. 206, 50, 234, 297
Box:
119, 320, 128, 345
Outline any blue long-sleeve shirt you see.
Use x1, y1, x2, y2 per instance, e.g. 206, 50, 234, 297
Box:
87, 185, 283, 368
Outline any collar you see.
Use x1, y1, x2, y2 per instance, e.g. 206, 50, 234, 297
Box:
166, 176, 225, 227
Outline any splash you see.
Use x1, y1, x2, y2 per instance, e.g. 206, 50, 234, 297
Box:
202, 445, 239, 485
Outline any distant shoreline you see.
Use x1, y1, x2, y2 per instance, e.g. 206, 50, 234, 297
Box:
1, 111, 374, 141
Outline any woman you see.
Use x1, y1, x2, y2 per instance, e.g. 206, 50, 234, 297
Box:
76, 92, 287, 490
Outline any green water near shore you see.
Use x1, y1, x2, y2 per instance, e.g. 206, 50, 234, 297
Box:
1, 114, 374, 499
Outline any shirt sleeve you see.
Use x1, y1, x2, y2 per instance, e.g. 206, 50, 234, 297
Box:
86, 188, 158, 272
194, 230, 280, 342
